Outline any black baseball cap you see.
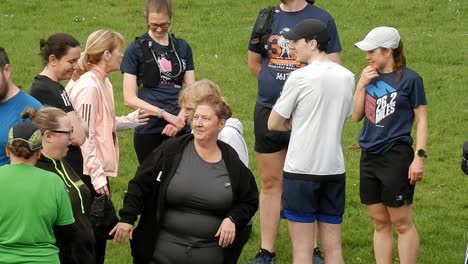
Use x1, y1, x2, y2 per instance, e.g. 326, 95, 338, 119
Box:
282, 19, 329, 43
7, 122, 42, 151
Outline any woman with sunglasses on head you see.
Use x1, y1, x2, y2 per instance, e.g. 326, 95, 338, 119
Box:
29, 33, 87, 179
22, 107, 95, 264
353, 27, 428, 264
66, 29, 148, 264
121, 0, 196, 164
0, 122, 75, 264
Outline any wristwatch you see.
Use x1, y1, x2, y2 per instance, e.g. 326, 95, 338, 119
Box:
415, 149, 427, 158
157, 108, 165, 118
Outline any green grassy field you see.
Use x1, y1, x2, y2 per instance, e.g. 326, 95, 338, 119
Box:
1, 0, 467, 263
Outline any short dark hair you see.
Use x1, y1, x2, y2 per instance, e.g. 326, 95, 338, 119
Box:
39, 33, 80, 65
0, 47, 10, 69
305, 37, 329, 52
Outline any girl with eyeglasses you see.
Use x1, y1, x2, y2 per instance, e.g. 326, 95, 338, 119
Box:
121, 0, 196, 164
22, 107, 95, 264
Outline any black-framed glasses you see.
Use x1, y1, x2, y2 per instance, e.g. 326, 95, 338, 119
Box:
148, 22, 171, 30
51, 128, 74, 138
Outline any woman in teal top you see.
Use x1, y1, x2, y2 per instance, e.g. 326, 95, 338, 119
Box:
0, 122, 75, 264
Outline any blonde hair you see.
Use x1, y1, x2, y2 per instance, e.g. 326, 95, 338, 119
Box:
79, 29, 124, 72
179, 79, 222, 110
21, 107, 67, 133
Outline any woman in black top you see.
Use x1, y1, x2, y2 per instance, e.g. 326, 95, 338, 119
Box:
23, 107, 95, 264
111, 95, 258, 264
29, 33, 87, 177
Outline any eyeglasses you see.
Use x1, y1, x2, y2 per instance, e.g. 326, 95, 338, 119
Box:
51, 128, 74, 138
148, 22, 171, 30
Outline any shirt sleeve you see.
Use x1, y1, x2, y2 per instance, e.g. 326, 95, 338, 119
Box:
55, 177, 75, 226
181, 40, 195, 71
30, 80, 74, 113
272, 73, 300, 118
409, 74, 427, 108
218, 128, 249, 167
120, 42, 141, 76
325, 16, 342, 54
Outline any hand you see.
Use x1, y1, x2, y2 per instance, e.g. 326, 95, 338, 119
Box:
215, 217, 236, 247
357, 66, 379, 89
137, 109, 150, 126
408, 157, 424, 185
109, 222, 134, 244
162, 124, 180, 137
95, 185, 110, 196
164, 112, 186, 130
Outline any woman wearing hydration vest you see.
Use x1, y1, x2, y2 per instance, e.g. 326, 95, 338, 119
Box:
121, 0, 196, 164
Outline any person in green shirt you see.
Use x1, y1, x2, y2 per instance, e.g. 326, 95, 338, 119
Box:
0, 122, 75, 264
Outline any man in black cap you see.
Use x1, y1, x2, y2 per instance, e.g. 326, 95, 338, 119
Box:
268, 19, 354, 264
0, 47, 42, 166
246, 1, 342, 262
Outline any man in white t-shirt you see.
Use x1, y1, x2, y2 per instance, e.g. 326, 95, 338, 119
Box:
268, 19, 354, 264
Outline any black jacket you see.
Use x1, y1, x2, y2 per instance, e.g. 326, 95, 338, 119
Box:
35, 155, 95, 264
119, 134, 259, 264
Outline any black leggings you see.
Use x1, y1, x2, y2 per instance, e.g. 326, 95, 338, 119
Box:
82, 175, 109, 264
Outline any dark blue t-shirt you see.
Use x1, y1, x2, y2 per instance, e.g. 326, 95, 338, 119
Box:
120, 33, 194, 134
358, 67, 427, 154
248, 3, 342, 108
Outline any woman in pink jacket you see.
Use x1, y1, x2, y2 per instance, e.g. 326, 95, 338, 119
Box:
66, 29, 148, 264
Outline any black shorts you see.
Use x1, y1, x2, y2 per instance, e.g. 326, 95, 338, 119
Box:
360, 143, 415, 207
254, 104, 290, 153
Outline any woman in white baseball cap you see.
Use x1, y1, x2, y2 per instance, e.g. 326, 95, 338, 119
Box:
352, 27, 428, 264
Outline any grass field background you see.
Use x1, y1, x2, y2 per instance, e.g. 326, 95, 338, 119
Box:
1, 0, 467, 263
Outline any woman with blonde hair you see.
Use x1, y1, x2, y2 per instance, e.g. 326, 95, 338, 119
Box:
23, 107, 94, 264
66, 29, 148, 264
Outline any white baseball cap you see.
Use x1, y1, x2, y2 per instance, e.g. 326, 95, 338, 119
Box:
354, 27, 400, 51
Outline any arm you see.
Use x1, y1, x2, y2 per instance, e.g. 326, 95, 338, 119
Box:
226, 163, 259, 229
268, 110, 291, 131
408, 105, 428, 185
352, 66, 379, 122
111, 147, 164, 243
247, 51, 262, 77
53, 224, 76, 244
68, 111, 87, 146
73, 85, 108, 193
183, 70, 195, 86
123, 73, 185, 129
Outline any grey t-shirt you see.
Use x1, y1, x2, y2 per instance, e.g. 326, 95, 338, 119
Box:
158, 141, 233, 247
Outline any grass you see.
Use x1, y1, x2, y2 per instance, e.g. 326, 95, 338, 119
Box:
1, 0, 468, 263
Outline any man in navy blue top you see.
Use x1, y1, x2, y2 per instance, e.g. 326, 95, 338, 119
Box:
246, 1, 342, 263
0, 47, 42, 166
